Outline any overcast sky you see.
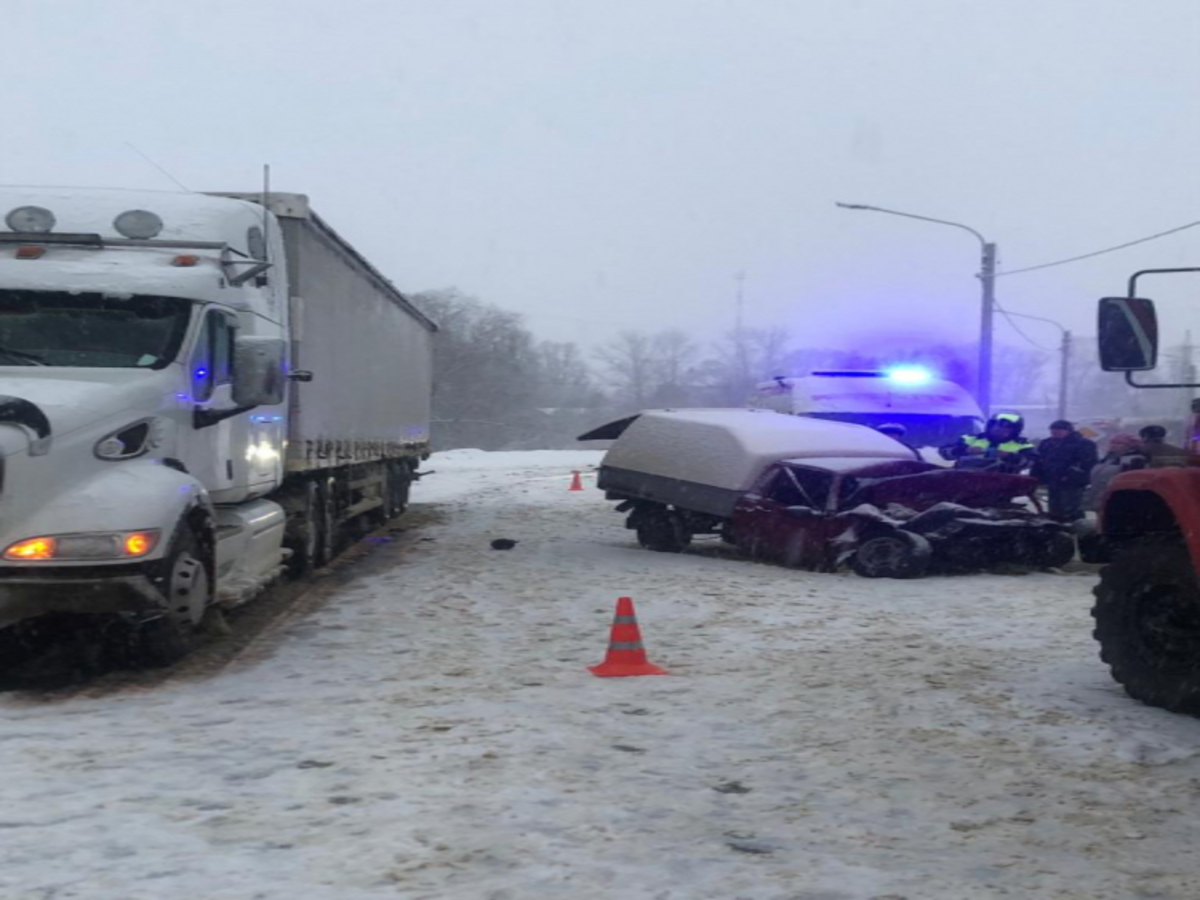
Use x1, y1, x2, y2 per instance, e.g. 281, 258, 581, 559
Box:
5, 0, 1199, 358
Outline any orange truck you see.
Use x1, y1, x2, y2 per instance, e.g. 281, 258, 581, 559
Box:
1092, 267, 1200, 713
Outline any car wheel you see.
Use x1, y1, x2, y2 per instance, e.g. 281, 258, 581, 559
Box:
851, 531, 932, 579
634, 510, 691, 553
1025, 531, 1077, 569
1093, 538, 1200, 713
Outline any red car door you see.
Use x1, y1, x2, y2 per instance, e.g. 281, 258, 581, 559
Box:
730, 464, 838, 569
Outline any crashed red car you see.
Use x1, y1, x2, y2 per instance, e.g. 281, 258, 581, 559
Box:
581, 409, 1073, 578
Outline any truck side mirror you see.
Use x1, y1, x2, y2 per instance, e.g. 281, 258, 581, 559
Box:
1098, 297, 1158, 372
233, 337, 287, 407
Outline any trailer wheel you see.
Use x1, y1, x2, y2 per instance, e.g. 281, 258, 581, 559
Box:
1093, 538, 1200, 713
851, 531, 931, 579
386, 461, 411, 519
137, 527, 212, 667
287, 479, 326, 574
317, 477, 338, 563
635, 510, 691, 553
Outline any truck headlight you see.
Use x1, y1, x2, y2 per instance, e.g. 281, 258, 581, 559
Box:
3, 530, 161, 561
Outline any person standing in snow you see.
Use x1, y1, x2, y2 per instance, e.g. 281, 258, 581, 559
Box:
1032, 420, 1098, 522
1138, 424, 1188, 467
1082, 433, 1148, 512
939, 412, 1037, 474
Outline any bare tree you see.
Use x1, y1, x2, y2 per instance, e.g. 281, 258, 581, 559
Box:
648, 329, 699, 405
412, 288, 542, 450
702, 327, 792, 405
594, 331, 657, 408
536, 340, 602, 408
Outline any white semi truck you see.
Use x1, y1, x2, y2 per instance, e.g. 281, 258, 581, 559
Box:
0, 187, 435, 664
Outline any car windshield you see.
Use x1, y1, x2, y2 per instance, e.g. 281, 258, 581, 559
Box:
0, 289, 192, 369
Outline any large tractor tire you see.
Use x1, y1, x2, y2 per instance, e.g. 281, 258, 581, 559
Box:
1093, 538, 1200, 714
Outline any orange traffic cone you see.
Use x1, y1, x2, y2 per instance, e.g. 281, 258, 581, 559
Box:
569, 470, 584, 492
589, 597, 668, 677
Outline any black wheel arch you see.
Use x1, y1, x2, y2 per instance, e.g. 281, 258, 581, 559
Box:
1103, 489, 1182, 544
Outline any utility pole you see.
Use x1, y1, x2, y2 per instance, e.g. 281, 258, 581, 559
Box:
1059, 329, 1072, 423
734, 270, 749, 390
734, 270, 746, 335
987, 306, 1070, 420
979, 242, 996, 417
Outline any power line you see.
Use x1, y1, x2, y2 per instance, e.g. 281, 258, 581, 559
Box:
124, 142, 190, 191
996, 218, 1200, 278
993, 301, 1056, 352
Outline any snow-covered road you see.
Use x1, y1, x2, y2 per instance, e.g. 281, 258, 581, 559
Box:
4, 450, 1200, 900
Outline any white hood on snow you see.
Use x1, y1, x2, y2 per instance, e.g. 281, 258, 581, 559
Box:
0, 368, 170, 455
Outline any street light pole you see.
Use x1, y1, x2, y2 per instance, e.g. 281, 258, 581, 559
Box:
836, 202, 994, 415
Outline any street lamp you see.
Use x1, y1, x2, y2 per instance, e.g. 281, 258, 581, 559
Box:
836, 202, 996, 415
1000, 309, 1072, 422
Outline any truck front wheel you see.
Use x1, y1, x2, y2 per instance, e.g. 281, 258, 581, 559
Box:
1093, 539, 1200, 713
137, 527, 213, 667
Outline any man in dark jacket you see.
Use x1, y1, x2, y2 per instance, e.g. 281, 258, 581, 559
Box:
940, 412, 1037, 474
1138, 424, 1188, 467
1033, 420, 1098, 522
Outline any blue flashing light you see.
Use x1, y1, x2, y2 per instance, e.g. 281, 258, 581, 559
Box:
885, 365, 934, 386
194, 367, 209, 380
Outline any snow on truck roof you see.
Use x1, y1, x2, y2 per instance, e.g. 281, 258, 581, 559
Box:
0, 186, 269, 252
589, 409, 914, 493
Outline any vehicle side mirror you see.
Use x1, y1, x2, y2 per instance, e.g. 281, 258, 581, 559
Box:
233, 336, 287, 407
1098, 297, 1158, 372
785, 505, 820, 520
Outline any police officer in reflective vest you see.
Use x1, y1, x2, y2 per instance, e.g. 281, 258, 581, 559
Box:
940, 412, 1037, 473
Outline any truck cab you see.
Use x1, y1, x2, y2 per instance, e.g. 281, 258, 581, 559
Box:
0, 188, 291, 663
1091, 281, 1200, 712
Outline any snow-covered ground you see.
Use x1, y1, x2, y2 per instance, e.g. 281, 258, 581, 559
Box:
4, 449, 1200, 900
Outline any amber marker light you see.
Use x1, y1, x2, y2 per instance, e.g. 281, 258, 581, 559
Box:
4, 537, 57, 560
123, 532, 157, 558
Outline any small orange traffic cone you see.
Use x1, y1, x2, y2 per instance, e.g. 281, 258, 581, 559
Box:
589, 597, 668, 677
569, 470, 584, 492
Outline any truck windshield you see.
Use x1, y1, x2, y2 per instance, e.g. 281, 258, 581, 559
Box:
0, 290, 192, 369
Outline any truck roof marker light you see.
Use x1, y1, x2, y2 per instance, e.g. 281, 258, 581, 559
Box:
172, 254, 200, 267
113, 209, 164, 239
4, 537, 56, 560
15, 246, 45, 259
885, 365, 934, 386
5, 205, 55, 233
